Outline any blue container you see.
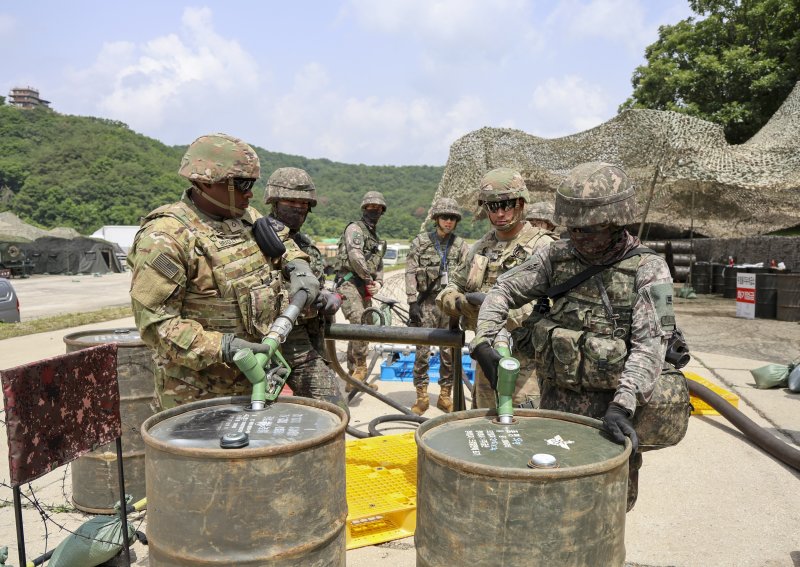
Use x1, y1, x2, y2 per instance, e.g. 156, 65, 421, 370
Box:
380, 353, 474, 384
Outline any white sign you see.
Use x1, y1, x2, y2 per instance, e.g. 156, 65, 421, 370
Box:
736, 272, 756, 319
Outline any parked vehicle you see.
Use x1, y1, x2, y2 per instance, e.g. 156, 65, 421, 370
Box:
0, 277, 20, 323
0, 242, 35, 278
383, 244, 410, 266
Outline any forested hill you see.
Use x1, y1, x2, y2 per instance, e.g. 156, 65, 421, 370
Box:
0, 104, 488, 240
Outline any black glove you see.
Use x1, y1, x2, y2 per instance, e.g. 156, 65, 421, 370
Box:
471, 342, 502, 391
603, 403, 639, 454
408, 301, 423, 326
313, 289, 342, 316
221, 334, 272, 365
286, 259, 320, 307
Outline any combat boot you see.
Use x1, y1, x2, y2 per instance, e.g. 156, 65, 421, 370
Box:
411, 386, 429, 415
436, 385, 453, 413
346, 365, 377, 392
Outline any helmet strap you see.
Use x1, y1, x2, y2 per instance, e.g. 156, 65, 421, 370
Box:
192, 181, 245, 217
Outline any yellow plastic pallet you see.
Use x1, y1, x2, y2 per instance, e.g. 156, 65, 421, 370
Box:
684, 370, 739, 415
345, 431, 418, 550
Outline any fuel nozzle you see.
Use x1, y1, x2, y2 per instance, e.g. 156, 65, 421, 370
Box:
495, 341, 520, 425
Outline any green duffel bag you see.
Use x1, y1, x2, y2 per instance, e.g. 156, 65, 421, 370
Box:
633, 367, 693, 452
750, 363, 791, 389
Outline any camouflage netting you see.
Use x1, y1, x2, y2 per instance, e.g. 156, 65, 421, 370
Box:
434, 82, 800, 238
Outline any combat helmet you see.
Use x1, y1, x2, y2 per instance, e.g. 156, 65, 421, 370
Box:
361, 191, 387, 211
526, 201, 555, 223
477, 168, 530, 205
265, 167, 317, 207
178, 133, 260, 183
430, 197, 462, 221
554, 162, 637, 227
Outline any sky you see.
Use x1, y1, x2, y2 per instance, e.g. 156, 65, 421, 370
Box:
1, 1, 694, 166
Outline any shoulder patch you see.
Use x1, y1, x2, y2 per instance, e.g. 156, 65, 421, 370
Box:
151, 253, 181, 281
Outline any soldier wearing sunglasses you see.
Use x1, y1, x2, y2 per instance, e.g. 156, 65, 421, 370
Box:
405, 198, 470, 415
128, 133, 319, 410
436, 167, 556, 409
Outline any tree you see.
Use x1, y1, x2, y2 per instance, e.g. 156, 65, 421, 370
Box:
621, 0, 800, 144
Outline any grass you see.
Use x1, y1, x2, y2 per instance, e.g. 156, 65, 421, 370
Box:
0, 305, 133, 340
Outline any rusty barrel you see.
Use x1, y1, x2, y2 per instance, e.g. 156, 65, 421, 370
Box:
142, 396, 348, 566
415, 409, 630, 567
64, 328, 155, 513
777, 273, 800, 322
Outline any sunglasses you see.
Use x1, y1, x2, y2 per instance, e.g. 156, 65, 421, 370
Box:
484, 199, 518, 213
438, 214, 459, 222
568, 223, 611, 234
231, 178, 256, 193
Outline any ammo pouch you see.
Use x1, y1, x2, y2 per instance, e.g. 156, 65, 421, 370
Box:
633, 367, 692, 451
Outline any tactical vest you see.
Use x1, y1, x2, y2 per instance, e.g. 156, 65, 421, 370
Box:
414, 232, 465, 296
465, 225, 551, 292
530, 245, 655, 393
334, 220, 382, 279
292, 231, 326, 282
144, 201, 285, 391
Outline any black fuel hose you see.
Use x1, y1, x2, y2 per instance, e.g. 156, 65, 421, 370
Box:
688, 379, 800, 472
368, 414, 428, 437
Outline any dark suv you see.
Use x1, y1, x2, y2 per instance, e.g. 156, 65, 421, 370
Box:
0, 277, 20, 323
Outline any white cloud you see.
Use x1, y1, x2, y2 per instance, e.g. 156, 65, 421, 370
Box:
548, 0, 652, 52
64, 7, 263, 138
530, 75, 612, 137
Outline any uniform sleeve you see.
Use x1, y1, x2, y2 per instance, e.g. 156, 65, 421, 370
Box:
405, 236, 421, 302
615, 255, 674, 415
473, 246, 552, 347
344, 224, 373, 281
128, 221, 224, 371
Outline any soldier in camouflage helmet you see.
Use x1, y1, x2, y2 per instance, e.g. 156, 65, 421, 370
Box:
405, 197, 470, 414
471, 162, 681, 511
128, 134, 320, 410
526, 201, 557, 232
333, 191, 388, 390
436, 167, 556, 409
265, 167, 347, 412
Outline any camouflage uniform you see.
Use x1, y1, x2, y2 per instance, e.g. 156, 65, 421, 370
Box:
265, 167, 347, 413
472, 162, 677, 511
437, 169, 556, 409
334, 191, 386, 379
128, 134, 307, 410
129, 192, 306, 410
405, 198, 470, 413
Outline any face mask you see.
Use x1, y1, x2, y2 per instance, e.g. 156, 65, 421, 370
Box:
274, 203, 308, 231
568, 225, 618, 258
363, 209, 382, 225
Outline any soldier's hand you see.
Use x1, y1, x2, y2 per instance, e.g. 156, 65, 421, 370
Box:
471, 342, 502, 390
313, 289, 342, 316
603, 403, 639, 454
458, 298, 480, 321
407, 301, 423, 326
366, 280, 382, 295
438, 290, 466, 317
221, 334, 272, 365
286, 259, 320, 307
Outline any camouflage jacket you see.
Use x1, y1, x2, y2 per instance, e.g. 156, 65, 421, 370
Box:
128, 190, 306, 393
473, 239, 675, 415
334, 220, 384, 284
405, 230, 469, 303
439, 223, 555, 329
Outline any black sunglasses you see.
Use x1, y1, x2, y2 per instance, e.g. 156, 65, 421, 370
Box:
232, 178, 256, 193
484, 199, 518, 213
438, 214, 459, 222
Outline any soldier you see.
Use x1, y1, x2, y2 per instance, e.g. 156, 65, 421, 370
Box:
405, 197, 470, 415
436, 168, 556, 409
333, 191, 387, 390
128, 133, 320, 410
265, 167, 348, 412
471, 162, 677, 511
525, 201, 558, 232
